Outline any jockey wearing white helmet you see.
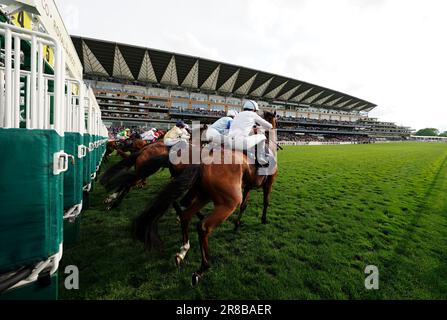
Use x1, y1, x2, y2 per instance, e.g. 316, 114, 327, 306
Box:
205, 109, 239, 143
228, 100, 272, 167
242, 99, 260, 111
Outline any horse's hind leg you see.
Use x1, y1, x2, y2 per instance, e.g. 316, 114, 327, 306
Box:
234, 189, 250, 231
106, 184, 131, 211
192, 203, 239, 286
176, 197, 208, 267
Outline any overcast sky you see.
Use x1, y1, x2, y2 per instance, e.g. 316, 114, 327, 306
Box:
56, 0, 447, 132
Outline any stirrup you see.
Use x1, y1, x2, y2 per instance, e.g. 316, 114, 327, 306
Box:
257, 162, 270, 168
255, 158, 270, 168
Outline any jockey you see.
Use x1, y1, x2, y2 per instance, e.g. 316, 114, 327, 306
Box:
117, 128, 131, 140
164, 121, 191, 147
205, 110, 238, 143
228, 100, 272, 167
141, 128, 157, 143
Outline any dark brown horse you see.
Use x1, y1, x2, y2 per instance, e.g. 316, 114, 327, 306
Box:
105, 138, 149, 161
133, 111, 278, 285
100, 141, 170, 210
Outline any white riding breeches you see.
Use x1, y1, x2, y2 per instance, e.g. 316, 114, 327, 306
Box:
205, 127, 222, 142
165, 138, 188, 147
230, 134, 267, 151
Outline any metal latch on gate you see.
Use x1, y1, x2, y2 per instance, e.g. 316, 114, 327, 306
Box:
53, 151, 69, 175
78, 145, 87, 158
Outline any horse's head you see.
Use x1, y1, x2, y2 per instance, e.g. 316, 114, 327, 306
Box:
263, 110, 277, 129
130, 132, 141, 140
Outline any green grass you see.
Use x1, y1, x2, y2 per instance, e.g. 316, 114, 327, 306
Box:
60, 142, 447, 300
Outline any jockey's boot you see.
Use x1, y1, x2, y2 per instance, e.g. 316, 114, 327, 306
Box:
255, 140, 270, 168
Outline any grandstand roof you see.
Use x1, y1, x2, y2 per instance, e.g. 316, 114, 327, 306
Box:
71, 36, 377, 112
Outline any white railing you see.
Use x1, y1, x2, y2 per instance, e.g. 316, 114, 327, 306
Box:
0, 22, 65, 135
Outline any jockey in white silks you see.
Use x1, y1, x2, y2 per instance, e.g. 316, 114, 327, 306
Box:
227, 100, 272, 167
205, 110, 238, 143
164, 121, 190, 147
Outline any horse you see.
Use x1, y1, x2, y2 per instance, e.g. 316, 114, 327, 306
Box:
133, 111, 278, 285
100, 126, 207, 211
100, 141, 170, 210
105, 134, 148, 161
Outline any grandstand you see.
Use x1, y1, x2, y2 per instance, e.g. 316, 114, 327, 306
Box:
70, 36, 412, 144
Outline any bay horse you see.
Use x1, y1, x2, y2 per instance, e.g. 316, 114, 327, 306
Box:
100, 127, 204, 211
100, 141, 170, 210
133, 111, 278, 285
105, 137, 148, 161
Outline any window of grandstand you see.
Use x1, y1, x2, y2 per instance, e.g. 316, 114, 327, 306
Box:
210, 105, 224, 111
226, 98, 242, 106
123, 85, 146, 95
172, 101, 188, 109
192, 103, 207, 110
275, 110, 284, 117
171, 90, 189, 99
146, 87, 168, 97
191, 93, 208, 101
209, 95, 224, 103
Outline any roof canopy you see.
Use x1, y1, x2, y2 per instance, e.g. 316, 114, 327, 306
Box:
71, 36, 376, 112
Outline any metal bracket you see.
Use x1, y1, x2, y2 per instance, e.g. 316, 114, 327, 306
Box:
78, 145, 87, 158
53, 151, 69, 175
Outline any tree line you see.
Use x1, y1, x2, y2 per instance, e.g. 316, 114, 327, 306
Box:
415, 128, 447, 137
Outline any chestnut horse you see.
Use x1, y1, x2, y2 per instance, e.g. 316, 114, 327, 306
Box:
100, 128, 202, 211
133, 111, 278, 285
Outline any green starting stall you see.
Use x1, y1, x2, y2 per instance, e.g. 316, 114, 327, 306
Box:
82, 88, 105, 209
63, 80, 87, 246
0, 6, 108, 299
63, 83, 107, 246
0, 22, 66, 299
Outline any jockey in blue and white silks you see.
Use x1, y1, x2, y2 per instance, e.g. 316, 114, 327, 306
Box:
205, 110, 238, 143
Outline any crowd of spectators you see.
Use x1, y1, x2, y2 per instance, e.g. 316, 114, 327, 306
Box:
170, 107, 226, 118
107, 126, 147, 139
277, 115, 357, 126
277, 132, 372, 144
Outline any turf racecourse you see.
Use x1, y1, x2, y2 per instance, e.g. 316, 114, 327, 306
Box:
60, 142, 447, 300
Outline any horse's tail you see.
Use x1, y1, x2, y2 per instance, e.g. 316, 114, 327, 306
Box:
133, 164, 201, 250
100, 150, 141, 186
103, 155, 170, 192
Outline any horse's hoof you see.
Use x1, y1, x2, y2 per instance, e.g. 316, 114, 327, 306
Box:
106, 205, 113, 211
261, 218, 267, 225
191, 273, 201, 287
175, 254, 183, 267
176, 216, 181, 225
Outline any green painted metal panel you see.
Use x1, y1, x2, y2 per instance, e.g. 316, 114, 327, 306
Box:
0, 273, 58, 300
0, 129, 63, 274
63, 133, 83, 209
